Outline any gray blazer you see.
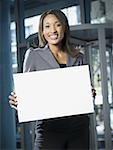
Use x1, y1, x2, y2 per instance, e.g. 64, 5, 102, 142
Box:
23, 44, 86, 72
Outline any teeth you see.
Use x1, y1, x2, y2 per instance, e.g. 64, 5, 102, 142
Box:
50, 35, 58, 39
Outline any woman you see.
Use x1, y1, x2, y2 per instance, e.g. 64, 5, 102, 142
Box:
9, 9, 96, 149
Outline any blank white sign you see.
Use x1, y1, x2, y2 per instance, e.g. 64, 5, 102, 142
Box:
13, 65, 94, 123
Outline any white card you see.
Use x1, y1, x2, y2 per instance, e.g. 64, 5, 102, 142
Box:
13, 65, 94, 123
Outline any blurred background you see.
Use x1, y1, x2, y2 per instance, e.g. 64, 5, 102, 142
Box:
0, 0, 113, 149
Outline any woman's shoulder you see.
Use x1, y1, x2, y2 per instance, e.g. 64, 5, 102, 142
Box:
26, 47, 44, 52
23, 47, 46, 72
27, 45, 48, 53
25, 46, 46, 57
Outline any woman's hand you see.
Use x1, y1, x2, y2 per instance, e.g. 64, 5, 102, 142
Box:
9, 92, 18, 110
92, 88, 96, 99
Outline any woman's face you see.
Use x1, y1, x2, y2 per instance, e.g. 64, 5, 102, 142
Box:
42, 14, 64, 46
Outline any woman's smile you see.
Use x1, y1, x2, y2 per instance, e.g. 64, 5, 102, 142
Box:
49, 34, 58, 40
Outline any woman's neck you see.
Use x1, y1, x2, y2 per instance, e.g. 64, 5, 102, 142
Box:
49, 44, 62, 53
49, 44, 67, 64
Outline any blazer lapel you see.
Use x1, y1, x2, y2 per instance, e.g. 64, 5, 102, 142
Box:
67, 54, 76, 67
37, 45, 76, 68
38, 45, 60, 68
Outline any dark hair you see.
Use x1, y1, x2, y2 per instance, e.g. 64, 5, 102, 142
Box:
38, 9, 79, 57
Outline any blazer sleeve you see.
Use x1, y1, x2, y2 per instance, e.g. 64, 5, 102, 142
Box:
23, 47, 36, 73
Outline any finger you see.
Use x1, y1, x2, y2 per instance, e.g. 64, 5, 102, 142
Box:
9, 95, 17, 102
9, 100, 18, 106
11, 92, 17, 98
92, 92, 96, 98
10, 92, 17, 101
10, 104, 18, 110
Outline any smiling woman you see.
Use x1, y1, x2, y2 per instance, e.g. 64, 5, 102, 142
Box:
42, 13, 67, 64
9, 9, 96, 150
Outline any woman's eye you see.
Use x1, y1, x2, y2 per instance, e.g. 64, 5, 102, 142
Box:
57, 23, 61, 27
45, 25, 50, 28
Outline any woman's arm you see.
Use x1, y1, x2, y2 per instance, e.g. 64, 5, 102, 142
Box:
9, 48, 35, 109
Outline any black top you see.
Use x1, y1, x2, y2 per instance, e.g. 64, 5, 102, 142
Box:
59, 64, 67, 68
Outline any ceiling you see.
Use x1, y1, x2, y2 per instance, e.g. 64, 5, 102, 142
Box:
10, 0, 80, 19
